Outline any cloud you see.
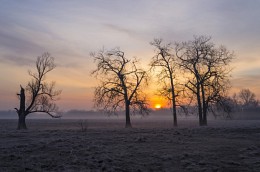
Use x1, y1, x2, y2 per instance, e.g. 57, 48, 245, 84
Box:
103, 24, 138, 37
58, 62, 83, 69
231, 73, 260, 97
0, 29, 43, 54
0, 54, 34, 66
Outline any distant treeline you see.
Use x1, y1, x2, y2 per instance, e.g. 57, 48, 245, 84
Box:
1, 107, 260, 120
0, 109, 175, 119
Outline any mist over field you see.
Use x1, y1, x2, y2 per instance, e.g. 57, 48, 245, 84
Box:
1, 108, 260, 121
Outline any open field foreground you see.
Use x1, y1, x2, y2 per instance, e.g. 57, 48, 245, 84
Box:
0, 118, 260, 172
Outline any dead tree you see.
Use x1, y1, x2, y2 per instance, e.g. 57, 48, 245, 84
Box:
91, 48, 149, 128
15, 53, 61, 129
175, 36, 234, 126
150, 39, 179, 127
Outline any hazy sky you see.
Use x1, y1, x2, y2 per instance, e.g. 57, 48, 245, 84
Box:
0, 0, 260, 111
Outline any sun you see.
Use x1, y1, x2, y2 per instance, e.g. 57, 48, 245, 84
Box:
154, 104, 162, 109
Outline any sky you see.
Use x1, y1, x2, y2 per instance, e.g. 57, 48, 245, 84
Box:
0, 0, 260, 111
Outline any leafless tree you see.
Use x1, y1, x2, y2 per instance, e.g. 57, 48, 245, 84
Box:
238, 89, 259, 108
150, 39, 180, 127
211, 96, 237, 119
175, 35, 234, 126
15, 53, 62, 129
91, 48, 149, 128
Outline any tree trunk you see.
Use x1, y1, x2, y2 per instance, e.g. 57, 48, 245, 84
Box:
172, 90, 178, 127
201, 85, 208, 126
125, 101, 132, 128
17, 112, 27, 130
202, 106, 208, 126
196, 85, 203, 126
170, 75, 178, 127
202, 103, 208, 126
172, 103, 177, 127
17, 86, 27, 130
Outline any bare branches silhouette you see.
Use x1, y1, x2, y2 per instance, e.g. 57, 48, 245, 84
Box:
91, 48, 149, 128
15, 52, 61, 129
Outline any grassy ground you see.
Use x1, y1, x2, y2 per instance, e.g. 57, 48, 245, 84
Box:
0, 119, 260, 171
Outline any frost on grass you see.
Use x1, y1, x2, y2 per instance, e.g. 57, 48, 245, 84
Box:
0, 119, 259, 171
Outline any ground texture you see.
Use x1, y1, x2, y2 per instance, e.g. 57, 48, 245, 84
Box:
0, 119, 260, 171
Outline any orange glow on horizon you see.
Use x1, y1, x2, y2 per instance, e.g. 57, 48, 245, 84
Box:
149, 95, 168, 110
154, 104, 162, 109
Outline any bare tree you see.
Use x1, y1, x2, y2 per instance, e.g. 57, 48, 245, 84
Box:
238, 89, 259, 108
150, 39, 179, 127
211, 96, 237, 119
175, 35, 234, 126
15, 53, 62, 130
91, 48, 149, 128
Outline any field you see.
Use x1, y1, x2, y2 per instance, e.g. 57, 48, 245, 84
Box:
0, 117, 260, 171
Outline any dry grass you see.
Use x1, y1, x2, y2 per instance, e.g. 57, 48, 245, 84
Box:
0, 118, 260, 171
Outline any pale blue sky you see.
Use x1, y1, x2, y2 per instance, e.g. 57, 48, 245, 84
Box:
0, 0, 260, 110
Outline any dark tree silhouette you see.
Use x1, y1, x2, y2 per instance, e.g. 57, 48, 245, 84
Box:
91, 48, 149, 128
212, 96, 237, 119
238, 89, 259, 108
150, 39, 179, 127
15, 53, 61, 130
175, 36, 234, 126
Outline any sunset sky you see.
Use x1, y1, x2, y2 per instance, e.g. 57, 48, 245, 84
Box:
0, 0, 260, 111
